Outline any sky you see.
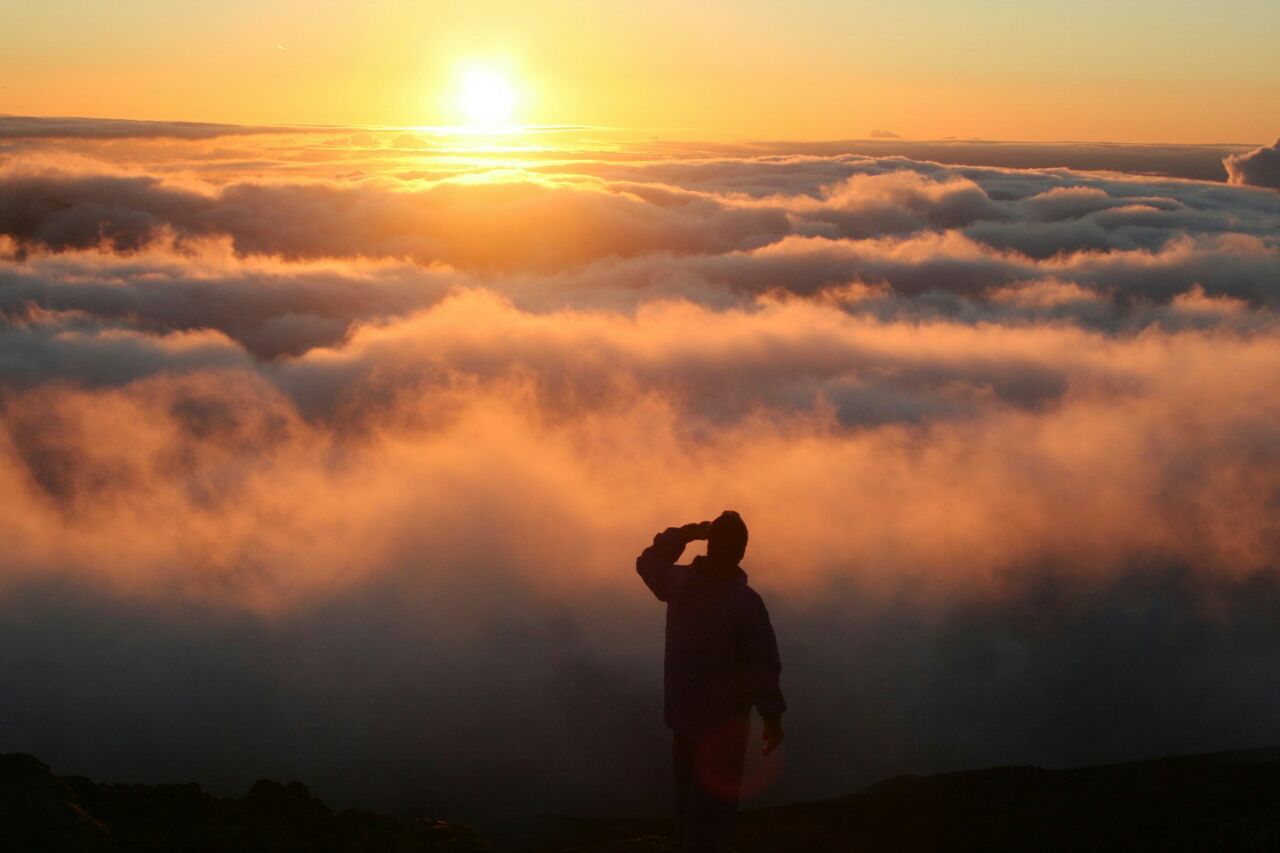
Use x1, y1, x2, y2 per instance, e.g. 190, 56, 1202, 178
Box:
3, 0, 1279, 141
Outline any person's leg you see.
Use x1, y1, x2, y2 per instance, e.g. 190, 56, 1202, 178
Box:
682, 780, 715, 853
687, 718, 750, 852
703, 718, 749, 851
672, 732, 695, 848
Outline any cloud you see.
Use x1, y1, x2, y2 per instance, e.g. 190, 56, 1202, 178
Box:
750, 139, 1253, 182
3, 129, 1280, 823
869, 129, 901, 139
1224, 138, 1280, 191
0, 167, 791, 270
3, 158, 1277, 298
0, 245, 455, 359
0, 115, 297, 140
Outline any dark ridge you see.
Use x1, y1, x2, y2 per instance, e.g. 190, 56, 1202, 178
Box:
6, 746, 1280, 852
0, 753, 490, 852
501, 745, 1280, 852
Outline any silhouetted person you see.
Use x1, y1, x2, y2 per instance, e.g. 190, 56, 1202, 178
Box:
637, 511, 786, 853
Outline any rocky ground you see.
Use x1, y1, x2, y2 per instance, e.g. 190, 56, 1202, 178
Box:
6, 747, 1280, 852
0, 753, 488, 852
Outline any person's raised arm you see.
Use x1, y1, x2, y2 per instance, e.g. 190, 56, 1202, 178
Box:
636, 521, 709, 602
742, 590, 787, 755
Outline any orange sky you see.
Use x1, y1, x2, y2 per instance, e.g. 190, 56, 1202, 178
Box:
3, 0, 1278, 142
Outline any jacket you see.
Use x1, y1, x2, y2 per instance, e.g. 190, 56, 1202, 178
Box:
637, 527, 786, 737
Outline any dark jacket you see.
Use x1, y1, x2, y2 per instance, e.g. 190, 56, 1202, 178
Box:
637, 527, 786, 737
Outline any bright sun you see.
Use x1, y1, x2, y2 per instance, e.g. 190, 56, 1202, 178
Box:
456, 67, 517, 130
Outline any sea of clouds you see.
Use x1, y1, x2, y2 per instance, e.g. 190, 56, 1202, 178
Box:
2, 119, 1279, 822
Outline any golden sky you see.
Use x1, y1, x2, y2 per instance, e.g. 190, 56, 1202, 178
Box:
3, 0, 1278, 142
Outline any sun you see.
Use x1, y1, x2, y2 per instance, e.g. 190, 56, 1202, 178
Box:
455, 67, 517, 130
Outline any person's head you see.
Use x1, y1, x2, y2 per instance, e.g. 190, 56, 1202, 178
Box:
707, 510, 748, 565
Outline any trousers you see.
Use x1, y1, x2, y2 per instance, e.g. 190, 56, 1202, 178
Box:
672, 717, 749, 853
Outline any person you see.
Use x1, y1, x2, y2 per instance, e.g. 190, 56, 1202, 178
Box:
636, 510, 786, 853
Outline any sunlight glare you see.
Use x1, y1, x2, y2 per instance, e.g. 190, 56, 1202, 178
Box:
456, 67, 517, 131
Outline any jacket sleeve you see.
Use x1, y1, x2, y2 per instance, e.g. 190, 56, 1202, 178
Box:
636, 527, 687, 602
742, 590, 786, 720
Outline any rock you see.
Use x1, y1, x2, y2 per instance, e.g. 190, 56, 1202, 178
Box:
0, 753, 111, 853
407, 816, 494, 850
0, 754, 491, 852
245, 778, 333, 821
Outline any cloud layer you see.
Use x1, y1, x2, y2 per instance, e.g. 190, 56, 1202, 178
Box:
0, 115, 295, 140
2, 128, 1280, 823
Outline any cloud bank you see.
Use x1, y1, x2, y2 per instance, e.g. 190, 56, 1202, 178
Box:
2, 128, 1280, 824
1225, 138, 1280, 190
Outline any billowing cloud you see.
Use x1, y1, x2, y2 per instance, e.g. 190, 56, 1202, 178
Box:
0, 167, 791, 270
1225, 138, 1280, 190
3, 127, 1280, 825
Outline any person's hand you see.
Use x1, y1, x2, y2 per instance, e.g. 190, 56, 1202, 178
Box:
762, 716, 784, 756
679, 521, 712, 542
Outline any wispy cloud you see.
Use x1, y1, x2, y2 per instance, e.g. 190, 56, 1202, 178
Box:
0, 115, 298, 140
